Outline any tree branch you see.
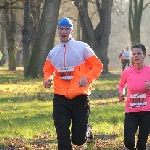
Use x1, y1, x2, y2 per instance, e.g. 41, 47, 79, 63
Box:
143, 2, 150, 10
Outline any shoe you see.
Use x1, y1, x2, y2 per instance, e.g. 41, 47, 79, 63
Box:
146, 145, 149, 150
86, 124, 94, 143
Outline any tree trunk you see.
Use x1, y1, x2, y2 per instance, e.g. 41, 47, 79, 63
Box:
30, 0, 42, 48
4, 1, 16, 70
129, 0, 144, 46
25, 0, 61, 77
96, 0, 111, 73
73, 0, 111, 73
22, 0, 30, 75
0, 8, 6, 66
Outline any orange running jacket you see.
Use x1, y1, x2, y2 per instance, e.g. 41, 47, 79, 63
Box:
43, 38, 103, 99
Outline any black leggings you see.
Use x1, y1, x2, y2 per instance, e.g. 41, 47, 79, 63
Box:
124, 112, 150, 150
53, 94, 90, 150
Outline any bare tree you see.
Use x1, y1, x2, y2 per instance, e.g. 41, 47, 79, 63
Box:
4, 0, 17, 70
30, 0, 42, 48
23, 0, 44, 75
0, 6, 6, 65
73, 0, 111, 73
25, 0, 61, 77
0, 0, 24, 69
129, 0, 150, 46
22, 0, 30, 74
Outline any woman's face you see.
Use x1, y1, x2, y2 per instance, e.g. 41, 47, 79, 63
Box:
132, 47, 146, 64
58, 26, 73, 43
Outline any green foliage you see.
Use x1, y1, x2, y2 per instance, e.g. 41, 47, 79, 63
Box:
0, 68, 150, 149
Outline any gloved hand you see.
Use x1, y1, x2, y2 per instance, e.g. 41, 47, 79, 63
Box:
44, 79, 53, 88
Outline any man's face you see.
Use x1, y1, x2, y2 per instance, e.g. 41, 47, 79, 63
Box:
58, 26, 73, 43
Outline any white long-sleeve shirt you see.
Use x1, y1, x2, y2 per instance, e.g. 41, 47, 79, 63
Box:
122, 50, 131, 60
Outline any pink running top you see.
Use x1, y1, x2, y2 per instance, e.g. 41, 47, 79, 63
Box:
118, 65, 150, 113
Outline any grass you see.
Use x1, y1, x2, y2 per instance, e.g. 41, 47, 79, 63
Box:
0, 67, 149, 149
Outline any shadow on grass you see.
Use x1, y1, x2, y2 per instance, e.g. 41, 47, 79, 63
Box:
0, 91, 54, 103
0, 69, 43, 84
90, 89, 118, 100
94, 133, 118, 140
0, 75, 42, 84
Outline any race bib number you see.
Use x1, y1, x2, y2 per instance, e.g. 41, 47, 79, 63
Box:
57, 67, 74, 80
130, 94, 147, 107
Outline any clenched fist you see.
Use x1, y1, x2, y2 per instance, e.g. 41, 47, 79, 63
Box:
145, 80, 150, 90
78, 77, 88, 87
44, 79, 53, 88
118, 92, 125, 102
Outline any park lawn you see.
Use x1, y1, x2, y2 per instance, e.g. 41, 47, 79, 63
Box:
0, 67, 150, 149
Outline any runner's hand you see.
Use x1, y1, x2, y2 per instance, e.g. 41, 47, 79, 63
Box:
118, 92, 125, 102
44, 79, 53, 88
78, 77, 88, 87
145, 80, 150, 90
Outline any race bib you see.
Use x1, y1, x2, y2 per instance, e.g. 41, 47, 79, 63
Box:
130, 94, 147, 107
57, 67, 74, 80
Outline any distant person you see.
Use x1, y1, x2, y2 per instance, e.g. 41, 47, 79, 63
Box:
0, 51, 3, 66
43, 17, 103, 150
118, 43, 150, 150
119, 50, 125, 71
122, 47, 132, 70
3, 54, 6, 64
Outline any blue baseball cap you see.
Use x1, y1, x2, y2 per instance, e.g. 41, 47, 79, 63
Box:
58, 17, 73, 30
